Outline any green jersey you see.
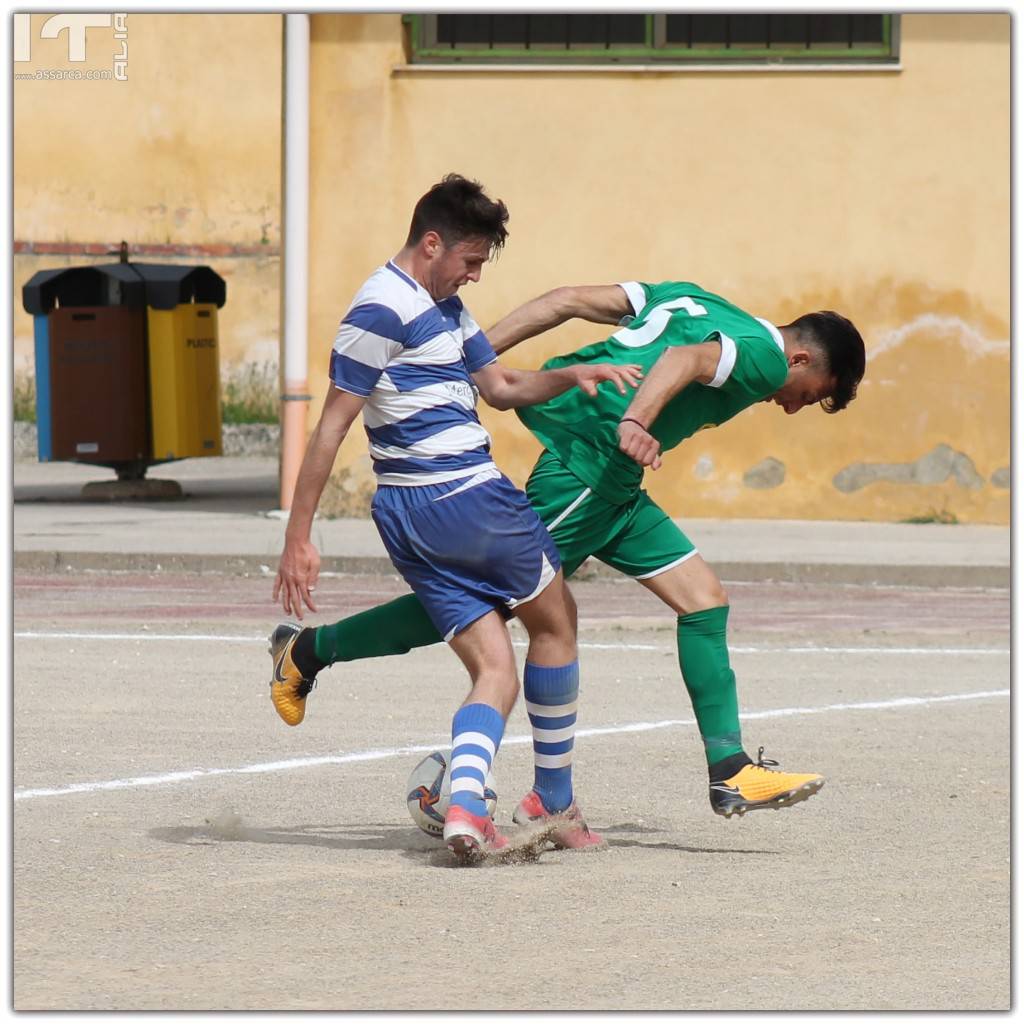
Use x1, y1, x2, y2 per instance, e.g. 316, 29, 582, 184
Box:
516, 280, 788, 505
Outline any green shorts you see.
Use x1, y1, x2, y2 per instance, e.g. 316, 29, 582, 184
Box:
525, 449, 697, 580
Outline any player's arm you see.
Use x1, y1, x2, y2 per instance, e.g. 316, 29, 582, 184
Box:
616, 341, 722, 471
472, 360, 643, 411
274, 386, 366, 618
486, 285, 634, 355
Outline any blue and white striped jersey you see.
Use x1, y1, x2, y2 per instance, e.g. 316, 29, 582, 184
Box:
330, 261, 499, 487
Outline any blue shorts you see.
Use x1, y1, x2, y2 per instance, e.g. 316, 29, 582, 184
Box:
371, 469, 562, 642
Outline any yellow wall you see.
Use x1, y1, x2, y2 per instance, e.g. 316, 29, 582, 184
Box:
14, 13, 1010, 523
13, 13, 282, 372
308, 12, 1010, 523
14, 13, 280, 244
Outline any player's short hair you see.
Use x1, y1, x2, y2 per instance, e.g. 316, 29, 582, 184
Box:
406, 173, 509, 257
784, 310, 866, 413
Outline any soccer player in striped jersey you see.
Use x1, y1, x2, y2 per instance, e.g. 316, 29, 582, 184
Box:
271, 175, 639, 860
272, 273, 865, 825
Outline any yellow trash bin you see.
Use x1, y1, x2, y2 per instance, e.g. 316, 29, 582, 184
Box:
132, 263, 226, 461
147, 303, 223, 460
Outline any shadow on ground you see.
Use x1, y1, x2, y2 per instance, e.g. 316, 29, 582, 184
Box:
149, 816, 777, 861
14, 476, 278, 515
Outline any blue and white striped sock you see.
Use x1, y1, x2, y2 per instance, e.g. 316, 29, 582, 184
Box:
449, 702, 505, 818
524, 660, 579, 814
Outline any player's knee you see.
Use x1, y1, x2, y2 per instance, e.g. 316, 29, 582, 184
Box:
694, 580, 728, 610
678, 575, 728, 613
523, 617, 577, 665
562, 589, 579, 634
553, 606, 578, 648
543, 623, 578, 656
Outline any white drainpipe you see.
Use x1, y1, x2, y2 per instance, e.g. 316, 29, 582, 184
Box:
279, 12, 311, 512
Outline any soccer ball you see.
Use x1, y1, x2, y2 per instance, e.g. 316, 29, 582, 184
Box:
406, 749, 498, 839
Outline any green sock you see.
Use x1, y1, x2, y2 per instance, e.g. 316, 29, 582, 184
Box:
313, 593, 442, 665
676, 605, 744, 767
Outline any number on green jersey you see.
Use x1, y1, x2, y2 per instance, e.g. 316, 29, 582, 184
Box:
611, 296, 708, 348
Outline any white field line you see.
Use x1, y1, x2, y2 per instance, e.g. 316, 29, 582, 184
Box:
14, 688, 1009, 802
11, 630, 1010, 657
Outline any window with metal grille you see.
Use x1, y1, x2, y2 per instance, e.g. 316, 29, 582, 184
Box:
406, 13, 898, 64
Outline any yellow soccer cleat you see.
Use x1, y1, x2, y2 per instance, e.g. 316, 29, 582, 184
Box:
710, 747, 825, 817
269, 623, 317, 726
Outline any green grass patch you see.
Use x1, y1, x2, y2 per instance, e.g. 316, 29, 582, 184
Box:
221, 360, 278, 424
900, 508, 960, 525
13, 372, 36, 422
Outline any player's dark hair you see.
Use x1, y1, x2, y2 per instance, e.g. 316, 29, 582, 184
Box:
784, 311, 866, 413
406, 173, 509, 256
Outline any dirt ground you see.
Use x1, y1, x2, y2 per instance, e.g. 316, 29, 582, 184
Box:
13, 569, 1010, 1011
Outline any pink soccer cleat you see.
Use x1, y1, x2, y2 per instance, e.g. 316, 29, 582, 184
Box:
443, 804, 510, 862
512, 790, 606, 850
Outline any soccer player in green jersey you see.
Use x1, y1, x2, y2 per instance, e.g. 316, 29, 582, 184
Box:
271, 279, 865, 825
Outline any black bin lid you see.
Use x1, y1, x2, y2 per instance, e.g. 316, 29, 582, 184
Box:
124, 262, 226, 310
23, 261, 226, 314
22, 265, 146, 315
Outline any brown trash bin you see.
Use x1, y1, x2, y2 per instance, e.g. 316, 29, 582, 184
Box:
46, 306, 149, 464
22, 255, 226, 479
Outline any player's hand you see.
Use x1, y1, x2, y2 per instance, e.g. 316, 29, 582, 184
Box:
273, 538, 321, 619
572, 363, 644, 397
617, 419, 662, 470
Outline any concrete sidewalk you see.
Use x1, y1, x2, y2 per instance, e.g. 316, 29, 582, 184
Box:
12, 456, 1011, 587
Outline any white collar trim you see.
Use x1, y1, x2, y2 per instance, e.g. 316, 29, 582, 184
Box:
756, 318, 785, 353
